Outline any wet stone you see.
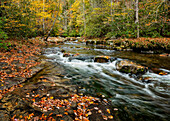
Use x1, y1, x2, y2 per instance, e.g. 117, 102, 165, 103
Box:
94, 56, 110, 63
116, 60, 148, 75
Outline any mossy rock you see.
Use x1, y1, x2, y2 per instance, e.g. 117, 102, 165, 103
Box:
116, 60, 148, 75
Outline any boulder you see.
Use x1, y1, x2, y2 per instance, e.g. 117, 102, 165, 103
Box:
116, 60, 148, 75
94, 56, 110, 63
47, 37, 64, 44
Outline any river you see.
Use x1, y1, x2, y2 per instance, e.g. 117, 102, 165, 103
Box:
43, 41, 170, 121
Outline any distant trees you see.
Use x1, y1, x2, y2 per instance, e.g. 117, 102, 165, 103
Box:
0, 0, 169, 38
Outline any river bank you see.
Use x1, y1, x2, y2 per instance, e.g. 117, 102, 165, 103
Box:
86, 37, 170, 54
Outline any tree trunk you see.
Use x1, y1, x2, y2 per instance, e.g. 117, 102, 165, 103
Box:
43, 0, 45, 35
111, 0, 113, 22
82, 0, 86, 35
135, 0, 139, 38
44, 0, 60, 41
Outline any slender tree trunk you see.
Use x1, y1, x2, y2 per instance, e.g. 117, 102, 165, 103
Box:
44, 0, 60, 41
111, 0, 113, 22
43, 0, 45, 35
135, 0, 139, 38
82, 0, 86, 35
69, 1, 73, 31
63, 0, 68, 32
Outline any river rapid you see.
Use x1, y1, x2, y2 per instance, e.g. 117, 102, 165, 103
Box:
43, 41, 170, 121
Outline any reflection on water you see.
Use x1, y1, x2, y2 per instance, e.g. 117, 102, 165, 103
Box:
44, 42, 170, 121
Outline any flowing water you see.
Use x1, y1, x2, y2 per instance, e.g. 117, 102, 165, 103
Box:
43, 41, 170, 121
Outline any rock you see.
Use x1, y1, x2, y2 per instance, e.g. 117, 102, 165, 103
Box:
94, 56, 111, 63
86, 40, 95, 45
73, 53, 80, 57
151, 68, 169, 75
63, 53, 72, 57
124, 48, 133, 51
141, 77, 155, 83
61, 49, 66, 53
116, 60, 148, 75
47, 37, 64, 44
141, 50, 154, 54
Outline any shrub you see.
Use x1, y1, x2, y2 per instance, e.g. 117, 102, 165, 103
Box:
0, 17, 10, 51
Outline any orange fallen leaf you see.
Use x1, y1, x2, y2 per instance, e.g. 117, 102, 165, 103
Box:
106, 109, 110, 114
56, 114, 63, 117
64, 112, 68, 115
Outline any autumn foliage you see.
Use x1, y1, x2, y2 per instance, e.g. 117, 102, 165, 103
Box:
0, 38, 46, 99
112, 38, 170, 53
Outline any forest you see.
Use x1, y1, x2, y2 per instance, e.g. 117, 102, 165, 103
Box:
0, 0, 170, 121
0, 0, 169, 40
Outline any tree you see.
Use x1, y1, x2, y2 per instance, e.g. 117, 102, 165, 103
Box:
135, 0, 139, 38
44, 0, 61, 41
0, 0, 168, 38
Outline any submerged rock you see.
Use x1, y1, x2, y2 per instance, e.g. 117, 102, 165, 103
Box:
116, 60, 148, 75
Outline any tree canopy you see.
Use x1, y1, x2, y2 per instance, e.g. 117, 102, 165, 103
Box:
0, 0, 169, 38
